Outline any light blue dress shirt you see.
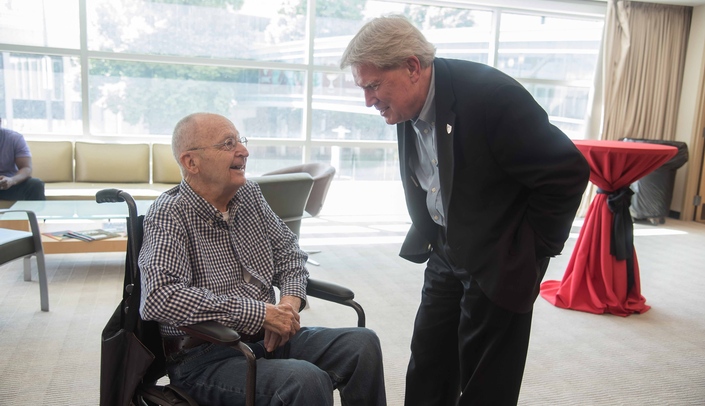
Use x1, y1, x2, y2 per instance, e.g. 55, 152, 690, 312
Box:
411, 67, 445, 227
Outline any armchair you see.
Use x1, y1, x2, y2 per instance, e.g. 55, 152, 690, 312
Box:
0, 209, 49, 311
263, 163, 336, 265
251, 172, 314, 237
263, 162, 336, 218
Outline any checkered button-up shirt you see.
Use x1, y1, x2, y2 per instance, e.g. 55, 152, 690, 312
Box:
138, 180, 309, 337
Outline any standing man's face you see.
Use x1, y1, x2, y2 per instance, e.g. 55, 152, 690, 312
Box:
352, 61, 425, 125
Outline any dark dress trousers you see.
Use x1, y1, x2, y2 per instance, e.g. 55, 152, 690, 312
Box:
399, 58, 590, 405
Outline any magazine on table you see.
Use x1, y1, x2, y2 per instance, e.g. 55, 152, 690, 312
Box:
42, 230, 74, 241
43, 229, 122, 242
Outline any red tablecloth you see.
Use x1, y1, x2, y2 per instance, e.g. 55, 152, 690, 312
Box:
540, 140, 678, 316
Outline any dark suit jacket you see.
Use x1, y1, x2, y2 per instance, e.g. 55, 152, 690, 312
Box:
398, 58, 590, 313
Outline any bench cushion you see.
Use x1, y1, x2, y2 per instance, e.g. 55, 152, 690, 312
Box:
26, 141, 73, 183
152, 143, 182, 184
75, 142, 149, 183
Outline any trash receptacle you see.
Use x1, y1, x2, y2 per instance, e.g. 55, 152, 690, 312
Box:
621, 138, 689, 225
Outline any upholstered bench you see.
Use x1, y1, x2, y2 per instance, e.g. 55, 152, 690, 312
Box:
26, 141, 181, 200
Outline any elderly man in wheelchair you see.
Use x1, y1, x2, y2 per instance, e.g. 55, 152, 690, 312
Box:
138, 112, 387, 405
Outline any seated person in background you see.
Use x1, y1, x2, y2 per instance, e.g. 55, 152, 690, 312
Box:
0, 118, 45, 201
138, 112, 387, 406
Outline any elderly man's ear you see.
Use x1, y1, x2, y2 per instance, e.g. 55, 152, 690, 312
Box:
179, 152, 199, 175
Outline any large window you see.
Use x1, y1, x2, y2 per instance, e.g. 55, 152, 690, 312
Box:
87, 0, 307, 63
88, 59, 305, 137
0, 0, 604, 180
0, 52, 82, 133
497, 13, 603, 137
0, 0, 80, 49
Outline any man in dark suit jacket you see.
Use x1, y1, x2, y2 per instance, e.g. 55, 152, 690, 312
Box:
341, 15, 590, 405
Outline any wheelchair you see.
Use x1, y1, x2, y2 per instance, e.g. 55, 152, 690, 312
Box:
97, 188, 365, 406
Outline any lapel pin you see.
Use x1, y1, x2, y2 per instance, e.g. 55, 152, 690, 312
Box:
446, 124, 452, 134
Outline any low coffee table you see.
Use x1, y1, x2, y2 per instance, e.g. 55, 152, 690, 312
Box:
0, 200, 153, 254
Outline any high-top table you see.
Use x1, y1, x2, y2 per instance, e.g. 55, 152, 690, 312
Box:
0, 200, 153, 254
540, 140, 678, 316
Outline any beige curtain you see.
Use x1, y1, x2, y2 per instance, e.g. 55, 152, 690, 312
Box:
576, 0, 692, 218
602, 0, 692, 141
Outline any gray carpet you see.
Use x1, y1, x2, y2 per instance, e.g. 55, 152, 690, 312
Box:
1, 214, 704, 405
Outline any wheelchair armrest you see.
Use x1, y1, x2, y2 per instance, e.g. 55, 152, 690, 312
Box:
178, 321, 257, 406
178, 321, 241, 345
306, 278, 366, 328
306, 278, 354, 303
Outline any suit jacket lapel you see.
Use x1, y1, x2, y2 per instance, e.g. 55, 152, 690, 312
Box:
433, 59, 456, 222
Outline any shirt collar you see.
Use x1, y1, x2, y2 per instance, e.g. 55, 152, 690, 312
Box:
179, 179, 239, 222
413, 65, 436, 129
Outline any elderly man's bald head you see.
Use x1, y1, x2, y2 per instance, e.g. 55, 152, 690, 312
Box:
172, 112, 209, 160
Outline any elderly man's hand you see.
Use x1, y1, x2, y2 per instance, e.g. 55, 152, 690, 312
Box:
262, 298, 301, 352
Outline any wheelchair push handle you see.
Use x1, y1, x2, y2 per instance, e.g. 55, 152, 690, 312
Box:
95, 188, 138, 220
95, 188, 141, 284
95, 188, 125, 204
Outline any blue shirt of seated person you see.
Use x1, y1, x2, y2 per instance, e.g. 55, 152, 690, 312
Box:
0, 118, 45, 201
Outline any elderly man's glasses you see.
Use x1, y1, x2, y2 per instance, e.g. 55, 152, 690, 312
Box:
188, 137, 248, 152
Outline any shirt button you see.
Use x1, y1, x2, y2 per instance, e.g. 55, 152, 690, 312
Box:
423, 129, 428, 134
432, 159, 437, 165
431, 187, 437, 193
433, 215, 439, 220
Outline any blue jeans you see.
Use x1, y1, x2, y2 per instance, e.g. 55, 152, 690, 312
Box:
166, 326, 386, 406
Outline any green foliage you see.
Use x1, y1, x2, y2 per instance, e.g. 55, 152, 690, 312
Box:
88, 0, 368, 133
90, 60, 244, 82
145, 0, 244, 8
90, 59, 249, 134
404, 5, 475, 29
291, 0, 365, 19
88, 0, 258, 133
315, 0, 365, 19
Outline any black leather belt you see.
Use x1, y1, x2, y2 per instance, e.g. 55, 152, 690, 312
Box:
162, 335, 209, 358
239, 330, 265, 343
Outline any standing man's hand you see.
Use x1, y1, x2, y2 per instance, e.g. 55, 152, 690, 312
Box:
262, 296, 302, 352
